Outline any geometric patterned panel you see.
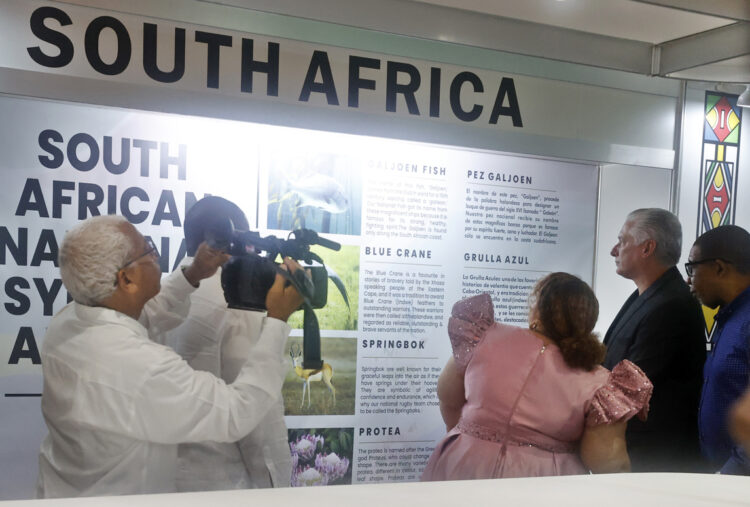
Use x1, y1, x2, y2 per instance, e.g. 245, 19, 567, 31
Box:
702, 160, 734, 232
705, 95, 741, 144
698, 92, 743, 349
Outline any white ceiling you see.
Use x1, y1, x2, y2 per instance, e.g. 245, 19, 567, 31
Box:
411, 0, 735, 44
200, 0, 750, 83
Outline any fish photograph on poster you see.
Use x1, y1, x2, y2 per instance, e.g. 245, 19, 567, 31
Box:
266, 151, 362, 235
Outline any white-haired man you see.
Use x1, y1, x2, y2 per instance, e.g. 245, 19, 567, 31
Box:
37, 215, 303, 497
603, 208, 706, 472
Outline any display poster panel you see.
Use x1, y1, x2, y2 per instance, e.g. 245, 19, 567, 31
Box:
0, 95, 597, 497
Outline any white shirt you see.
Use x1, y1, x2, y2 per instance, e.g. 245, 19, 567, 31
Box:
165, 261, 293, 491
36, 270, 291, 498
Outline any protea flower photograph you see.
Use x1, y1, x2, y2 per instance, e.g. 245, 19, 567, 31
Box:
288, 428, 354, 486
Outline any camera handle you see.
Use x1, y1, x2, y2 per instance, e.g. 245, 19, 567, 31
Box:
273, 264, 324, 370
302, 306, 323, 370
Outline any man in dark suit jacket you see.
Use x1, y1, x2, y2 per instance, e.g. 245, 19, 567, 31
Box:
603, 208, 707, 472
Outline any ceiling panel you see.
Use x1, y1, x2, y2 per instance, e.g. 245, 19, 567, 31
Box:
196, 0, 750, 83
408, 0, 734, 43
667, 55, 750, 82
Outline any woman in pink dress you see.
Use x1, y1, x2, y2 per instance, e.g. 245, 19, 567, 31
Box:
422, 273, 652, 480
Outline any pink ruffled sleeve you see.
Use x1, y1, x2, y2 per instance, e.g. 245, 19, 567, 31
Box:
448, 293, 495, 373
585, 360, 653, 427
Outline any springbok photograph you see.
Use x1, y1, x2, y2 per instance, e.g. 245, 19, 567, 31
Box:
282, 337, 357, 416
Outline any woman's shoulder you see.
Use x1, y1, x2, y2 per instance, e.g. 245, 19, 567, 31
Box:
584, 360, 653, 426
554, 358, 613, 385
448, 294, 495, 342
451, 293, 494, 322
478, 324, 558, 364
451, 294, 537, 336
490, 323, 544, 344
449, 294, 539, 369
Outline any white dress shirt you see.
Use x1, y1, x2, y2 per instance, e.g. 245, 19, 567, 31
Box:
36, 269, 291, 498
166, 260, 293, 492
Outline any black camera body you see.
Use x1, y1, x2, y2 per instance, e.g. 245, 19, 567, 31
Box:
207, 221, 338, 312
221, 253, 329, 311
206, 219, 340, 369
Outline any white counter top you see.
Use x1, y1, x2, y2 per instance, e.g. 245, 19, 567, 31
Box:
4, 473, 750, 506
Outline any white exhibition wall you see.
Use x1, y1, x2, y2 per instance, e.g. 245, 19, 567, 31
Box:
593, 164, 673, 338
0, 93, 601, 499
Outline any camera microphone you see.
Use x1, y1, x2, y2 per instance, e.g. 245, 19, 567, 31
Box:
313, 235, 341, 251
289, 229, 341, 252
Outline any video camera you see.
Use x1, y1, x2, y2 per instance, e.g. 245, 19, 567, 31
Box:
205, 218, 342, 369
210, 225, 340, 312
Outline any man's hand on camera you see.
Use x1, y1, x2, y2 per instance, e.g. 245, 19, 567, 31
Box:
265, 257, 305, 321
182, 242, 231, 287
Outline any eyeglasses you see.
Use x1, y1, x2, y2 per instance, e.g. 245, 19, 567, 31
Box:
684, 258, 729, 277
116, 237, 160, 276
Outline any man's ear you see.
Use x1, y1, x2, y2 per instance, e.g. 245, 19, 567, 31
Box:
715, 259, 731, 277
640, 239, 657, 258
115, 268, 139, 294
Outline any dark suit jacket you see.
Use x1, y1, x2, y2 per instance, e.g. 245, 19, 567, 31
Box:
603, 266, 707, 472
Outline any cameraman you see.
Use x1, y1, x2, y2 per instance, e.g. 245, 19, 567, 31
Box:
165, 196, 297, 491
37, 215, 302, 497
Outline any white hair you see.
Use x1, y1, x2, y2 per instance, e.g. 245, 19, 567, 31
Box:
59, 215, 137, 306
627, 208, 682, 266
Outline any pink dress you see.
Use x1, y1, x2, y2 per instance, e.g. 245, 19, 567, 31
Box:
422, 294, 652, 480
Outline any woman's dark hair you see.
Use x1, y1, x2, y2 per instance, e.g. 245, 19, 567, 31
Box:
530, 272, 605, 371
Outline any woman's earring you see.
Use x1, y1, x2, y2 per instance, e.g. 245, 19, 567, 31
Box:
530, 321, 538, 330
